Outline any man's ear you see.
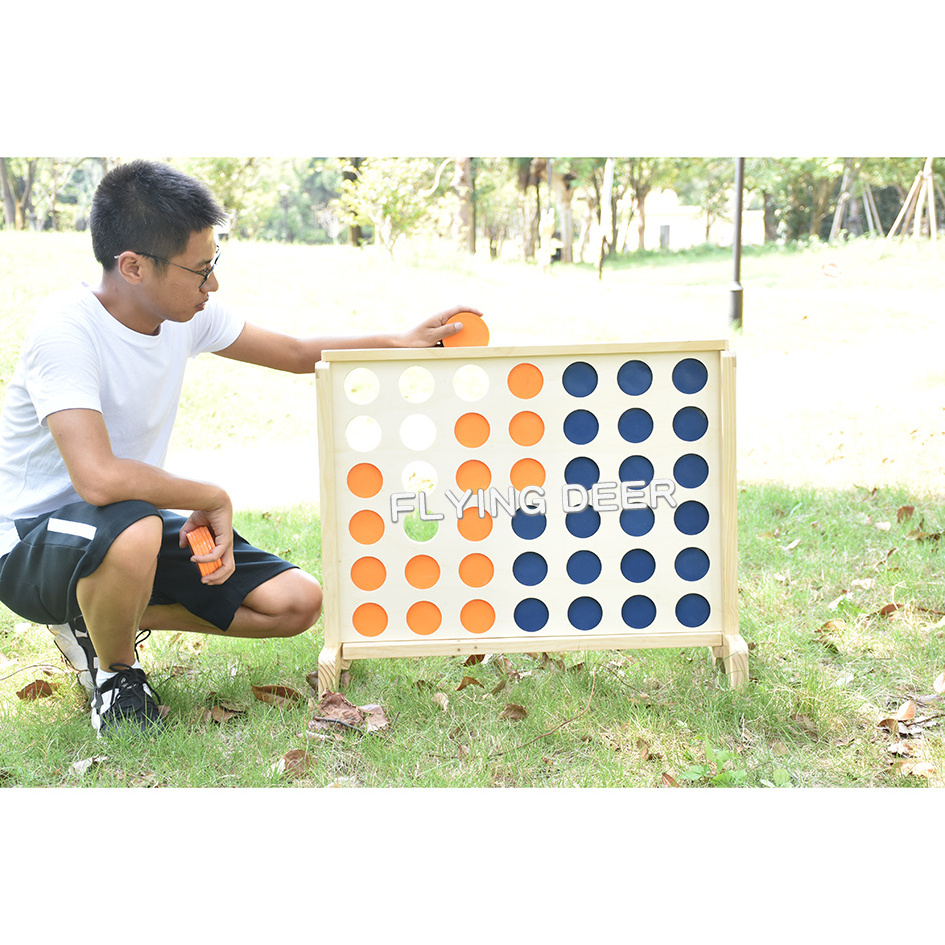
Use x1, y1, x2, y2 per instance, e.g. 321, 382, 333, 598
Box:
114, 251, 146, 284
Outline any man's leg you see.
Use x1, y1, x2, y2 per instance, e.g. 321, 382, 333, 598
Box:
139, 568, 322, 638
75, 514, 164, 668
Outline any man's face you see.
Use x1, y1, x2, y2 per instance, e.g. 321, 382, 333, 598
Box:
142, 227, 220, 325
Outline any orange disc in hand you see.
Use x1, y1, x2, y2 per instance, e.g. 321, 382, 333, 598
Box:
442, 312, 489, 347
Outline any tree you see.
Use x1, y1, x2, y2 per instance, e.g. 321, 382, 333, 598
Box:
334, 157, 441, 256
0, 158, 37, 229
473, 158, 520, 259
511, 158, 544, 260
674, 158, 736, 241
622, 158, 677, 250
176, 158, 261, 236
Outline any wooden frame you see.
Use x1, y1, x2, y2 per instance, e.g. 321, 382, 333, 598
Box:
314, 341, 747, 692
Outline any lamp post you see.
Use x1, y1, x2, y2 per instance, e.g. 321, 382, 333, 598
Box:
731, 157, 744, 331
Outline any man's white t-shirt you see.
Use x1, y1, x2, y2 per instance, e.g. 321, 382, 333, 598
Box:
0, 284, 245, 556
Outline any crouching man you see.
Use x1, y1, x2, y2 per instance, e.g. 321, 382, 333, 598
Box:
0, 159, 478, 736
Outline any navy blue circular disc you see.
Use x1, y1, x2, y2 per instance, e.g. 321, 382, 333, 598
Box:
564, 456, 600, 489
619, 507, 655, 537
622, 595, 656, 629
674, 501, 710, 535
566, 507, 601, 538
675, 547, 710, 581
567, 550, 602, 584
562, 362, 598, 397
617, 360, 653, 396
618, 408, 653, 444
511, 509, 547, 540
621, 548, 656, 583
619, 455, 654, 486
563, 410, 599, 445
673, 453, 709, 488
672, 358, 708, 394
676, 593, 711, 628
512, 551, 548, 585
673, 407, 708, 442
514, 598, 549, 632
568, 597, 603, 631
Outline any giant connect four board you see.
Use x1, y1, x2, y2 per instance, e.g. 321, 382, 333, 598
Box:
314, 339, 747, 691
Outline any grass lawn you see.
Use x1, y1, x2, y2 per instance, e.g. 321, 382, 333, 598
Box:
1, 232, 943, 793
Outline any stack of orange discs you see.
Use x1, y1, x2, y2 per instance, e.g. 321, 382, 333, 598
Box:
187, 525, 222, 576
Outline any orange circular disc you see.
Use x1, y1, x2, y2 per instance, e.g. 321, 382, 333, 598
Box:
406, 601, 442, 635
509, 411, 545, 447
352, 602, 388, 637
508, 362, 543, 399
455, 459, 492, 492
442, 312, 489, 347
346, 463, 383, 498
510, 458, 546, 490
405, 554, 440, 589
461, 599, 495, 634
348, 509, 385, 544
454, 412, 490, 448
458, 553, 494, 588
457, 507, 493, 542
350, 556, 386, 591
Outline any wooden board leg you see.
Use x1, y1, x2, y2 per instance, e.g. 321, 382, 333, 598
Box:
317, 645, 343, 695
711, 634, 750, 688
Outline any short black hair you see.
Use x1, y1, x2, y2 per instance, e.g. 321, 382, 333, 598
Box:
90, 160, 226, 271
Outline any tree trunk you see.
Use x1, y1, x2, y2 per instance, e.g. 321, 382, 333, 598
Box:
0, 159, 15, 227
597, 158, 615, 278
763, 191, 778, 242
809, 176, 831, 239
0, 158, 37, 230
343, 158, 364, 246
635, 186, 650, 250
552, 169, 574, 263
451, 157, 475, 254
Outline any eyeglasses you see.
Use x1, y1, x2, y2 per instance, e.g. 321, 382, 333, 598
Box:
115, 246, 221, 289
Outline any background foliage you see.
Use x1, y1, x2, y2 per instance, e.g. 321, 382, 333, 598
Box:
3, 156, 941, 260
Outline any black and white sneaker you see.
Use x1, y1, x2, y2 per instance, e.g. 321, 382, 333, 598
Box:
48, 616, 99, 694
91, 664, 164, 737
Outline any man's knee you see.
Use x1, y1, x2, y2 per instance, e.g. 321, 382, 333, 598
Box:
279, 572, 322, 637
244, 569, 322, 637
99, 514, 163, 578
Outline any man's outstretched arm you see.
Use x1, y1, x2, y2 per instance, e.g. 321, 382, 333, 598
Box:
213, 304, 481, 373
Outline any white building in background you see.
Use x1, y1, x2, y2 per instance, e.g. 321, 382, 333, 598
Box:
620, 189, 765, 252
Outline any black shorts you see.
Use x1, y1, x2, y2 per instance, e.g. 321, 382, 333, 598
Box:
0, 499, 297, 631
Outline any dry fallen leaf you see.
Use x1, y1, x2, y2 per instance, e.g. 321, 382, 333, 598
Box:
456, 676, 483, 691
251, 684, 304, 707
896, 699, 917, 722
16, 679, 58, 700
887, 739, 913, 757
934, 670, 945, 694
877, 603, 902, 618
899, 761, 936, 780
433, 692, 450, 712
500, 703, 527, 721
661, 772, 679, 788
201, 704, 245, 724
274, 749, 313, 779
462, 654, 485, 666
360, 703, 389, 733
72, 755, 108, 774
897, 505, 915, 523
316, 691, 365, 726
877, 717, 899, 735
